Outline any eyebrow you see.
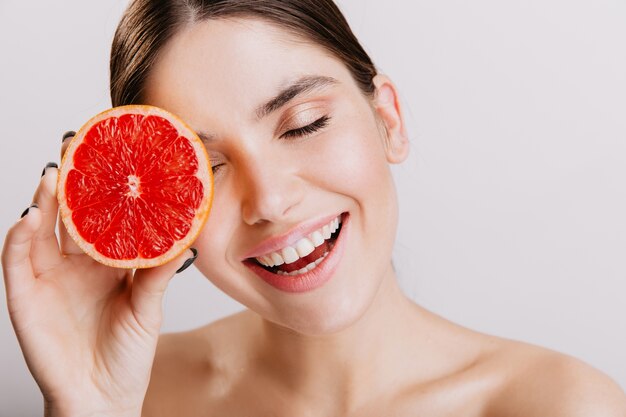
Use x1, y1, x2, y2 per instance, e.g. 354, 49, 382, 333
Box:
255, 75, 338, 119
196, 75, 338, 144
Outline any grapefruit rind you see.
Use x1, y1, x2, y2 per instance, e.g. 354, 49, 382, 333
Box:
57, 104, 213, 269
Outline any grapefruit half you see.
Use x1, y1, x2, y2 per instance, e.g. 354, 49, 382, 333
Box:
57, 105, 213, 269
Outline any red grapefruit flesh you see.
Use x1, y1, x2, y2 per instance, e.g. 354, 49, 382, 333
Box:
57, 105, 213, 269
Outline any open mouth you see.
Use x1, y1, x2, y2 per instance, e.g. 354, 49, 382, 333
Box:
246, 213, 345, 277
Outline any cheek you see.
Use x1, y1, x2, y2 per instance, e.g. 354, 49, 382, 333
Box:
301, 112, 394, 207
192, 191, 237, 279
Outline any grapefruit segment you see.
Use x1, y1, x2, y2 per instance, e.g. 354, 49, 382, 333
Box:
58, 105, 213, 269
135, 116, 181, 177
71, 198, 125, 243
142, 175, 204, 208
94, 198, 139, 260
65, 170, 125, 210
140, 136, 198, 180
145, 199, 193, 241
73, 142, 125, 181
135, 198, 177, 259
83, 114, 144, 177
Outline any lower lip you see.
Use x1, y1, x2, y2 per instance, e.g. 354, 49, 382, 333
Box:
243, 213, 349, 293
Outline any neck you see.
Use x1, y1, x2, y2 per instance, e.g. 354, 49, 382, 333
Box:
252, 264, 423, 412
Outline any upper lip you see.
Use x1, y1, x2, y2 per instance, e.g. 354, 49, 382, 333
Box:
241, 212, 344, 260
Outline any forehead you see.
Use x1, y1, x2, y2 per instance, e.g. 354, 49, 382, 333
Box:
143, 18, 353, 125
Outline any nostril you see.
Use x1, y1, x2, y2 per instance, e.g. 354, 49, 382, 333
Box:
240, 193, 298, 226
238, 165, 305, 226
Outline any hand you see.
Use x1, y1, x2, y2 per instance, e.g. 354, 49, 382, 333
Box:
1, 133, 197, 417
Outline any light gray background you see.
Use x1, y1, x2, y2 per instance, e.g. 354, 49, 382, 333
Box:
1, 0, 625, 414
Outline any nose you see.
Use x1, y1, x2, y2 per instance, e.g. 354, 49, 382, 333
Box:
237, 154, 305, 226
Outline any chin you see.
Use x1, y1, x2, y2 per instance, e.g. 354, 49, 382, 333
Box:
270, 284, 378, 337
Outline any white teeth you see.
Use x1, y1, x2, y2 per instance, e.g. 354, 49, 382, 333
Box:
281, 246, 299, 264
310, 230, 324, 247
255, 215, 342, 266
275, 251, 329, 276
259, 255, 273, 267
270, 252, 284, 266
295, 237, 316, 258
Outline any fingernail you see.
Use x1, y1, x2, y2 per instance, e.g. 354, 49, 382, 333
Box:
62, 131, 76, 142
20, 203, 38, 218
41, 162, 58, 177
176, 248, 198, 274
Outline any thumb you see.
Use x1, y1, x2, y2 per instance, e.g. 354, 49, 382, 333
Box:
130, 248, 198, 329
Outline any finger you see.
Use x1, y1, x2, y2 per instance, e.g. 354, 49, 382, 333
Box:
29, 162, 63, 274
130, 248, 198, 331
57, 131, 82, 255
1, 205, 41, 302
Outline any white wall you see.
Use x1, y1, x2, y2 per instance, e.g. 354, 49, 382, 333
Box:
1, 0, 624, 414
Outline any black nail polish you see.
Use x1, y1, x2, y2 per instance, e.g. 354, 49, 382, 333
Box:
20, 204, 38, 218
41, 162, 58, 177
62, 131, 76, 142
176, 248, 198, 274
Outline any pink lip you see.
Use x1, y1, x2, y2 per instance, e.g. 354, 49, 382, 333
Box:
243, 212, 349, 293
241, 212, 344, 260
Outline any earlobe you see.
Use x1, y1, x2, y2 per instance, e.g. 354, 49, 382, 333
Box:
372, 74, 410, 164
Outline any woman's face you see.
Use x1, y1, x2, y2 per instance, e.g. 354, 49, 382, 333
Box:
144, 18, 408, 335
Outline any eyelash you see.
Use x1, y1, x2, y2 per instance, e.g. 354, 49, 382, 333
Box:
210, 115, 331, 174
281, 115, 331, 139
211, 164, 223, 175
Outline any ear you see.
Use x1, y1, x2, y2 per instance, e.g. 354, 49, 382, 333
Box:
372, 74, 410, 164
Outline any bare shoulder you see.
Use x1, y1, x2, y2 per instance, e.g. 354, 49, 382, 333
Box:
485, 340, 626, 417
141, 309, 254, 417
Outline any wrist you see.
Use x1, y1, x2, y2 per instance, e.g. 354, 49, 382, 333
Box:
44, 399, 141, 417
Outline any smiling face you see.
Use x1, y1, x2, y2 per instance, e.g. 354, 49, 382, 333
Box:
143, 18, 409, 335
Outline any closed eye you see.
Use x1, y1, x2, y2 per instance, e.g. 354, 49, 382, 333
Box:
280, 115, 331, 139
211, 164, 224, 175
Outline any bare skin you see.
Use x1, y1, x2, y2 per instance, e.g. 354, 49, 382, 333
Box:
2, 148, 196, 417
143, 285, 626, 417
139, 18, 626, 417
3, 15, 625, 417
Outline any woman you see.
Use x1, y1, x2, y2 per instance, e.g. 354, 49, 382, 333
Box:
3, 0, 625, 416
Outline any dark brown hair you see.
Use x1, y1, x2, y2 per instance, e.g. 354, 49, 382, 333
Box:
110, 0, 378, 107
